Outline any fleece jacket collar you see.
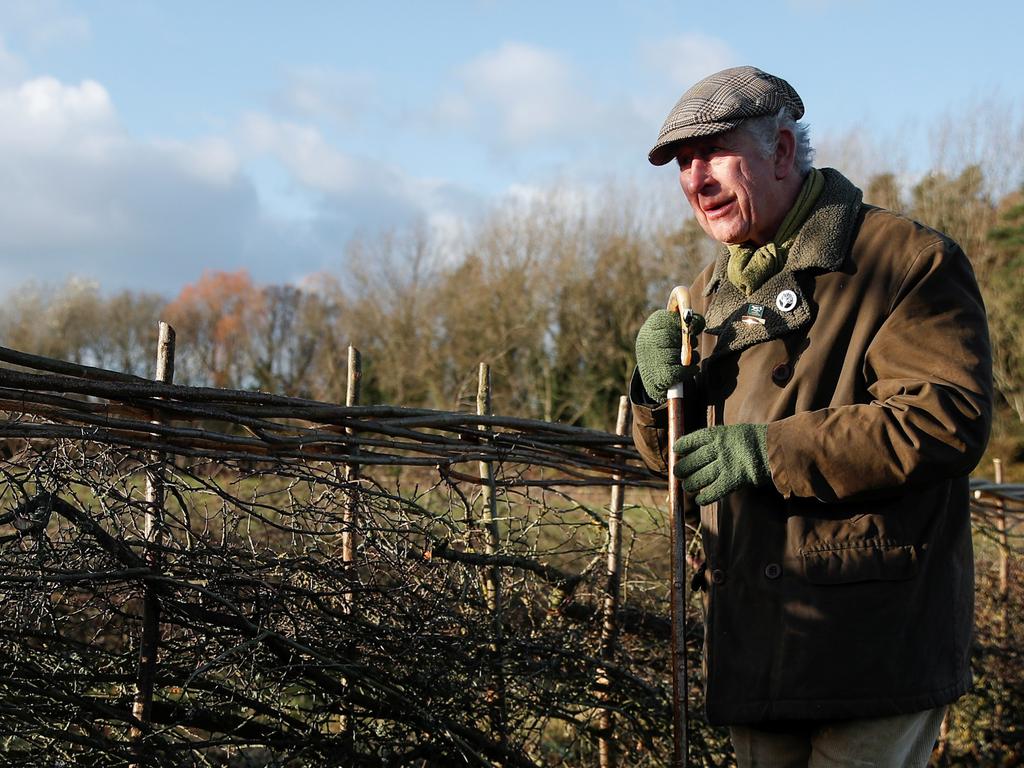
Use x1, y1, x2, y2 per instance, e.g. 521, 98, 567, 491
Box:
703, 167, 864, 356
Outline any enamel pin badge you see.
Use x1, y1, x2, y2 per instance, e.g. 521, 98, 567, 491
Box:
741, 303, 767, 325
776, 290, 798, 312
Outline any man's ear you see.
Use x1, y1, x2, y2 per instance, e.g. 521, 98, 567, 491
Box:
774, 128, 797, 180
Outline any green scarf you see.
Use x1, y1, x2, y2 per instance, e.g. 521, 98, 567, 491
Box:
726, 168, 824, 295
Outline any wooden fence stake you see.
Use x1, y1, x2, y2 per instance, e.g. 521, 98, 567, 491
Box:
131, 321, 175, 764
343, 345, 362, 568
994, 458, 1008, 632
477, 362, 507, 745
478, 363, 500, 605
598, 395, 630, 768
994, 457, 1007, 750
337, 345, 362, 755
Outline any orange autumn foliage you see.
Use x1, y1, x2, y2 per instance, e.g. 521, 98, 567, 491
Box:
164, 269, 264, 388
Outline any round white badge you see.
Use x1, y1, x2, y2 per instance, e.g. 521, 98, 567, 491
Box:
776, 290, 798, 313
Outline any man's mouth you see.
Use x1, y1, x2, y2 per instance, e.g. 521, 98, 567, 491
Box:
702, 198, 735, 219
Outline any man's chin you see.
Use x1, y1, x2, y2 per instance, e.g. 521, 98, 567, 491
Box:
708, 225, 746, 245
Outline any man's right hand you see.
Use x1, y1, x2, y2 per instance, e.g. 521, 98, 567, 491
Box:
635, 309, 704, 402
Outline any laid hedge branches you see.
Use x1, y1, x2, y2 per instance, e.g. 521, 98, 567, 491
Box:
0, 345, 1020, 766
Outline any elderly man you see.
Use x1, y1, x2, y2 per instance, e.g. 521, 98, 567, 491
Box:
631, 66, 992, 766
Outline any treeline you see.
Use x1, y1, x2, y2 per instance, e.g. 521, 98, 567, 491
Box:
2, 168, 1022, 432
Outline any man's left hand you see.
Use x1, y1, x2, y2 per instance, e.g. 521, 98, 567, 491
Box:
674, 424, 771, 505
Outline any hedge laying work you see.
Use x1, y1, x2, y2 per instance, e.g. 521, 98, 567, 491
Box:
0, 338, 1020, 766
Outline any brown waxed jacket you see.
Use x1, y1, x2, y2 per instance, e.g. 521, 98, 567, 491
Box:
631, 168, 993, 725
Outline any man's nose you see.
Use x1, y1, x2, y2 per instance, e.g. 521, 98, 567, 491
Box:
683, 157, 710, 195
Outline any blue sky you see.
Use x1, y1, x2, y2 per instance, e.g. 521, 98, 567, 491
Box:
1, 0, 1021, 295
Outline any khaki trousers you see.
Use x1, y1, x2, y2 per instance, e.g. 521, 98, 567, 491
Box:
729, 707, 946, 768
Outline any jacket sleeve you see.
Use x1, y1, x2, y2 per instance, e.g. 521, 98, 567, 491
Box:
629, 367, 708, 474
767, 238, 993, 501
629, 367, 670, 474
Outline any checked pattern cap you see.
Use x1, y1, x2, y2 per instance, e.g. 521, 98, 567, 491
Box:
648, 66, 804, 166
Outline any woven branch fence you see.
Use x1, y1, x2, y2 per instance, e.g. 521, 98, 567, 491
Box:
0, 337, 1021, 767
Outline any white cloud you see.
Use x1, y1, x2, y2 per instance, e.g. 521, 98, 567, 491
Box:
0, 77, 117, 158
785, 0, 854, 9
0, 74, 277, 293
427, 40, 659, 176
0, 37, 27, 85
152, 137, 241, 186
242, 113, 361, 193
273, 67, 375, 128
0, 0, 90, 51
0, 61, 488, 297
441, 42, 596, 147
641, 34, 737, 90
503, 181, 587, 211
632, 35, 739, 132
240, 111, 484, 250
434, 90, 476, 127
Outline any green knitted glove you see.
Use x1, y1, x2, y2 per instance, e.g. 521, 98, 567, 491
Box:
635, 309, 705, 402
673, 424, 770, 505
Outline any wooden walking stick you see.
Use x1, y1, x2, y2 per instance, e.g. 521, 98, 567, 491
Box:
666, 285, 693, 768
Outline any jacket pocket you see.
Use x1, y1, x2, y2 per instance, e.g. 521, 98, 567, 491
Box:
800, 539, 918, 584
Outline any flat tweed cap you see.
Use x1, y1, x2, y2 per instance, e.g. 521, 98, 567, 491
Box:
648, 65, 804, 166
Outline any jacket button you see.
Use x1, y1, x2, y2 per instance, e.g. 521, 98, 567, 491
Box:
771, 362, 792, 385
710, 569, 727, 585
764, 563, 782, 580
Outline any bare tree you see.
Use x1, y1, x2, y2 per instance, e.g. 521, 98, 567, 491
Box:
985, 188, 1024, 421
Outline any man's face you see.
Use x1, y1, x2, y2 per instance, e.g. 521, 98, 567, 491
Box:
675, 128, 787, 247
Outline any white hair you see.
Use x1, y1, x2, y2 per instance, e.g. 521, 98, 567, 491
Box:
741, 108, 815, 175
